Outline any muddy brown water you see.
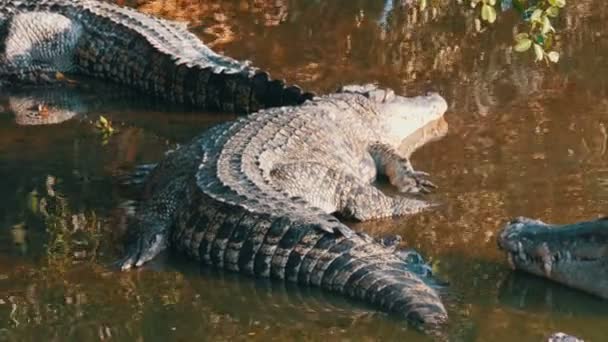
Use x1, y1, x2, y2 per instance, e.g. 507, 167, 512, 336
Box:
0, 1, 607, 341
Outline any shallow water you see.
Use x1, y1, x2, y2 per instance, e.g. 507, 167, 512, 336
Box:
0, 0, 607, 340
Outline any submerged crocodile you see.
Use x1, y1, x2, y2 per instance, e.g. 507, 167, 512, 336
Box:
0, 0, 312, 114
119, 85, 449, 329
498, 216, 608, 299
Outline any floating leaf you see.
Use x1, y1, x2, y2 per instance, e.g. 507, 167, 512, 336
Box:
95, 115, 117, 142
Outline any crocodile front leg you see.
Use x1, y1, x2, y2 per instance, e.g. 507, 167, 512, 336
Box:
268, 162, 432, 221
340, 182, 433, 221
369, 142, 436, 194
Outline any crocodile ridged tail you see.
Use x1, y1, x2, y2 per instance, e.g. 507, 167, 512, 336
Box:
172, 193, 448, 328
77, 38, 313, 114
66, 2, 314, 114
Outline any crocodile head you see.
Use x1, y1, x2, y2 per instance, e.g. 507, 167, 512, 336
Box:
338, 84, 448, 149
378, 92, 447, 148
498, 216, 608, 298
8, 94, 82, 125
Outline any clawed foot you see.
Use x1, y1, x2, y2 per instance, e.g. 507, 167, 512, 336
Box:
392, 168, 437, 194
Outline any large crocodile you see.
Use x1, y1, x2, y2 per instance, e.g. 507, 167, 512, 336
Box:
119, 84, 450, 330
0, 0, 312, 114
498, 216, 608, 299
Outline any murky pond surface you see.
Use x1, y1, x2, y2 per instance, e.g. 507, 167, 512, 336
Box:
1, 1, 607, 341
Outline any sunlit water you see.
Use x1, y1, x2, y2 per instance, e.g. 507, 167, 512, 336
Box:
0, 1, 607, 340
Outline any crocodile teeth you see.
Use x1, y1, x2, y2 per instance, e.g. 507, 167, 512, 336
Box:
517, 242, 527, 262
507, 253, 516, 270
543, 258, 552, 277
538, 243, 553, 277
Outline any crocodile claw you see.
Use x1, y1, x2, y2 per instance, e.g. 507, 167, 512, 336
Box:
395, 169, 438, 194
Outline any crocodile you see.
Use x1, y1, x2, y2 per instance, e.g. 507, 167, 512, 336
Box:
498, 216, 608, 299
118, 84, 450, 330
0, 0, 313, 114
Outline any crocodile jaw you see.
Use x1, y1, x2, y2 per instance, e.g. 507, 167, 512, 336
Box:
381, 92, 448, 146
498, 217, 608, 298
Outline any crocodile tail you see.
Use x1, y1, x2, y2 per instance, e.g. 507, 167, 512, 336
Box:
292, 227, 449, 329
59, 1, 315, 114
75, 25, 314, 114
175, 198, 446, 329
337, 255, 448, 328
159, 66, 315, 114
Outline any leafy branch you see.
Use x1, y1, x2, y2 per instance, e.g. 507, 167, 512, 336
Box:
421, 0, 567, 63
512, 0, 565, 63
476, 0, 566, 62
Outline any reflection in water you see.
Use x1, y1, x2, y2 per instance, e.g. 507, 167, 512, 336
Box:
499, 272, 608, 317
1, 0, 608, 340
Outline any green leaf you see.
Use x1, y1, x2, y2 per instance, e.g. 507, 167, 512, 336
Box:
533, 43, 544, 61
549, 0, 566, 8
514, 38, 532, 52
419, 0, 427, 11
541, 16, 554, 34
546, 6, 559, 17
535, 34, 545, 45
530, 8, 543, 22
547, 51, 560, 63
481, 4, 497, 23
514, 32, 530, 41
512, 0, 525, 13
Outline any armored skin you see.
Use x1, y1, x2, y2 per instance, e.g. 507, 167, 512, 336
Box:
120, 85, 450, 329
0, 0, 312, 113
